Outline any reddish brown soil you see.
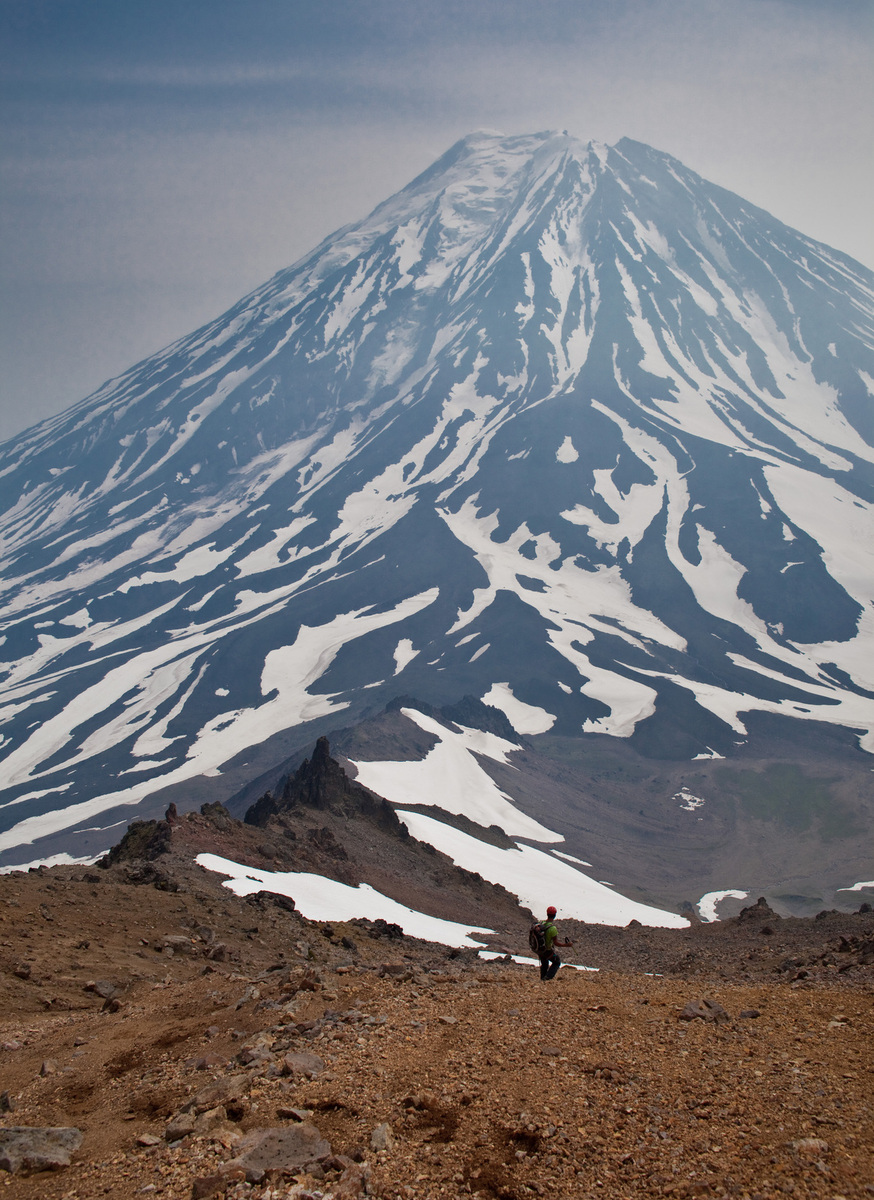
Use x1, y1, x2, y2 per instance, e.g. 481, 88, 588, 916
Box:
0, 849, 872, 1200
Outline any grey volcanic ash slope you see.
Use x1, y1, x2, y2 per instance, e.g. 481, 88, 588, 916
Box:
0, 130, 872, 872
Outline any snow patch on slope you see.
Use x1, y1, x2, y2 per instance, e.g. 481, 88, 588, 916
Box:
196, 853, 493, 948
350, 707, 555, 842
397, 809, 688, 928
481, 682, 555, 734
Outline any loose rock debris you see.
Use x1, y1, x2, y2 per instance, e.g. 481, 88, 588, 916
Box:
0, 865, 871, 1198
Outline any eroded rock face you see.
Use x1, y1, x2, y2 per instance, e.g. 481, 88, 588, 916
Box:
0, 1126, 83, 1174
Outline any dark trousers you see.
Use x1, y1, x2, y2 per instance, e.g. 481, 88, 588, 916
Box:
539, 950, 561, 980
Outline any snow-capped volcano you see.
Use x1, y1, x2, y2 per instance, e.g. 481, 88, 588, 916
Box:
1, 130, 873, 870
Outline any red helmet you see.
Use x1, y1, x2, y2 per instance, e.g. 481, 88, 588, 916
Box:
547, 906, 557, 917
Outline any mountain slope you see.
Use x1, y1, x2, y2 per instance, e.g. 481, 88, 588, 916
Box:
0, 130, 872, 873
0, 852, 872, 1198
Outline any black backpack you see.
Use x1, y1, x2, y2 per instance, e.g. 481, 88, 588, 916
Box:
528, 921, 547, 955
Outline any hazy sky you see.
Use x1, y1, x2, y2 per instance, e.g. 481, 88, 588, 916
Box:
1, 0, 872, 442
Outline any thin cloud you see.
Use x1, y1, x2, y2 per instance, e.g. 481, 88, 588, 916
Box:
0, 0, 870, 441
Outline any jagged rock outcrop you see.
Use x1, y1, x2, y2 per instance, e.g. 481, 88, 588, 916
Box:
244, 737, 407, 840
98, 802, 238, 892
99, 817, 173, 866
737, 896, 781, 922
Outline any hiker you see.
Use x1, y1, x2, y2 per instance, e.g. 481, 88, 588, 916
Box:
533, 905, 573, 981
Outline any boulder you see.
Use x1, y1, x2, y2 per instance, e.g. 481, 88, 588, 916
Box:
84, 979, 119, 999
161, 935, 197, 956
185, 1072, 254, 1116
164, 1111, 197, 1142
791, 1137, 829, 1160
191, 1169, 246, 1199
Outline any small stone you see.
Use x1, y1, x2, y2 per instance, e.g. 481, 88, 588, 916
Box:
281, 1051, 325, 1079
791, 1137, 829, 1159
370, 1123, 394, 1152
40, 1059, 59, 1076
136, 1133, 162, 1146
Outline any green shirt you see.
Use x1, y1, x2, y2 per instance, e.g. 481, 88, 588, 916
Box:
542, 918, 558, 951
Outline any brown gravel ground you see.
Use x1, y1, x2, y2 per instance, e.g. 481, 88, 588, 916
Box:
0, 864, 871, 1200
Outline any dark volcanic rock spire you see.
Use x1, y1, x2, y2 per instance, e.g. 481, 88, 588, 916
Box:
245, 736, 406, 838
